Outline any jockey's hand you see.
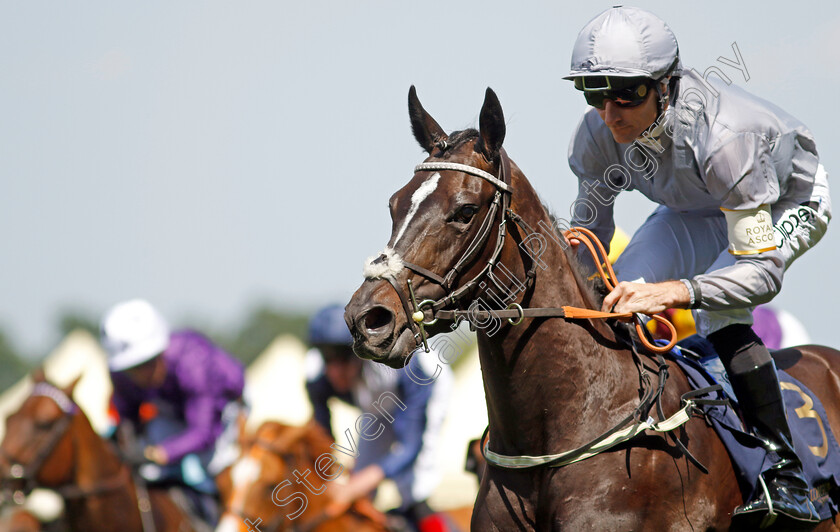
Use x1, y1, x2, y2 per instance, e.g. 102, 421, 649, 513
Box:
326, 464, 384, 515
564, 233, 581, 250
602, 280, 690, 315
143, 445, 169, 465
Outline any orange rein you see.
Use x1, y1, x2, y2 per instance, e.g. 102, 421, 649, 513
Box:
562, 227, 678, 354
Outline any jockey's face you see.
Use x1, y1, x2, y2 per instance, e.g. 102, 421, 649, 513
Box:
124, 355, 167, 389
321, 345, 363, 394
596, 86, 659, 143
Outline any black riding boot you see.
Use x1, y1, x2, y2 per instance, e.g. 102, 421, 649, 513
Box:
709, 325, 819, 530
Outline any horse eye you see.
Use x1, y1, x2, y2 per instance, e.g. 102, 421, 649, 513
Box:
454, 205, 478, 224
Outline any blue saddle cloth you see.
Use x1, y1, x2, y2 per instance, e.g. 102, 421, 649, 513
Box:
670, 335, 840, 519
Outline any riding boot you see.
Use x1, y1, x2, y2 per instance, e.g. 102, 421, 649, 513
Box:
709, 325, 819, 530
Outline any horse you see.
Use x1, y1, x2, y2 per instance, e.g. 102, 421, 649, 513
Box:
0, 508, 42, 532
344, 86, 840, 530
215, 420, 388, 532
0, 369, 195, 532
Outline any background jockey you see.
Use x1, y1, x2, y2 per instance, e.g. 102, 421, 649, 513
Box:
564, 6, 830, 528
100, 299, 246, 524
305, 304, 456, 532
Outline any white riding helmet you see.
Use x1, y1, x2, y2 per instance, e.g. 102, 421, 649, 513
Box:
565, 6, 681, 81
100, 299, 170, 371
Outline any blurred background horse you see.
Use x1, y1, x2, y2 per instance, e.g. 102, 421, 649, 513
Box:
0, 370, 195, 532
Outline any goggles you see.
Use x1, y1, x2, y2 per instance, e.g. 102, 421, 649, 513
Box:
574, 76, 652, 110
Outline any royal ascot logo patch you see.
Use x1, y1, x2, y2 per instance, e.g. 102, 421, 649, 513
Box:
722, 204, 777, 255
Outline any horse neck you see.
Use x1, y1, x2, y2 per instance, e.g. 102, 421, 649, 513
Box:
69, 414, 125, 486
62, 413, 134, 524
475, 166, 640, 456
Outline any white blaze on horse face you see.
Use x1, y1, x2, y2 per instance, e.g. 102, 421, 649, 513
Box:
393, 172, 441, 245
221, 454, 262, 529
362, 173, 440, 279
215, 515, 243, 532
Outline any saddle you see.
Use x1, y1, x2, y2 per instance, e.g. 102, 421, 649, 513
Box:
673, 335, 840, 520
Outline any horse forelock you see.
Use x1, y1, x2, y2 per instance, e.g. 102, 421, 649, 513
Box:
441, 128, 479, 151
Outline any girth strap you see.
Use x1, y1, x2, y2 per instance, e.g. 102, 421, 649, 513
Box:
482, 384, 725, 470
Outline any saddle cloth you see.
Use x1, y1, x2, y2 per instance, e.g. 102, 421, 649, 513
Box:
671, 335, 840, 519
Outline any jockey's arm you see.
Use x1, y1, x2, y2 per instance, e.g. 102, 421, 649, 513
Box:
156, 394, 218, 464
305, 373, 336, 438
374, 371, 433, 478
600, 252, 784, 316
327, 371, 432, 506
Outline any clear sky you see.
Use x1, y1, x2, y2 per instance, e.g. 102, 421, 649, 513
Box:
2, 1, 839, 356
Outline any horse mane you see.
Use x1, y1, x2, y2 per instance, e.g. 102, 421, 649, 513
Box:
543, 207, 609, 308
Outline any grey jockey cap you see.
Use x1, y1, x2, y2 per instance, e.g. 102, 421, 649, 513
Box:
565, 6, 681, 81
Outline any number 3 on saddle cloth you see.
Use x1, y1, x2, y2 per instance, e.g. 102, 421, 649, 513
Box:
672, 335, 840, 520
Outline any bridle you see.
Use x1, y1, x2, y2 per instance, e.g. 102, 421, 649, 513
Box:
370, 147, 523, 353
0, 383, 78, 505
371, 147, 677, 354
0, 383, 129, 506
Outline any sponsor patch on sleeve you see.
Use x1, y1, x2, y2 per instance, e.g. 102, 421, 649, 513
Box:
721, 204, 777, 255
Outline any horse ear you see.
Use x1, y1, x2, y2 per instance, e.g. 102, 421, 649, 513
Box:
408, 85, 447, 154
63, 375, 83, 398
32, 367, 46, 383
476, 87, 506, 160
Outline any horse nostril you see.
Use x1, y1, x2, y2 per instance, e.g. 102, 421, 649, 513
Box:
363, 306, 393, 333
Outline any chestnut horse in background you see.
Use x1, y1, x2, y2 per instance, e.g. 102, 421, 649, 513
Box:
216, 420, 387, 532
345, 86, 840, 530
0, 370, 194, 532
0, 508, 43, 532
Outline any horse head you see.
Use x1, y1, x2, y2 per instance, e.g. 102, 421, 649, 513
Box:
346, 86, 582, 369
0, 369, 82, 504
217, 420, 344, 532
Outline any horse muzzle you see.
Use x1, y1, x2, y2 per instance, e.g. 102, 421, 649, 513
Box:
345, 280, 415, 368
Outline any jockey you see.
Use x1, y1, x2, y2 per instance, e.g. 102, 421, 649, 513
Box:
100, 299, 245, 522
304, 304, 456, 532
564, 6, 830, 528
